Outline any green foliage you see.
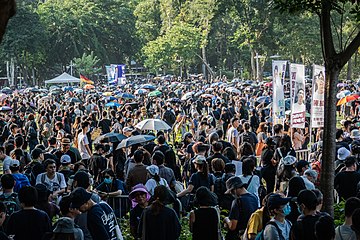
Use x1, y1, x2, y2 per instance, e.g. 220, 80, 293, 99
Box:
73, 51, 101, 76
334, 200, 346, 226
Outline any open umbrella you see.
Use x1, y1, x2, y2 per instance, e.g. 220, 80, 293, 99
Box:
105, 102, 121, 108
0, 93, 7, 101
181, 92, 194, 100
167, 98, 182, 104
211, 82, 223, 87
67, 98, 82, 103
74, 88, 84, 94
103, 92, 112, 97
148, 90, 162, 97
337, 83, 348, 88
106, 96, 117, 101
62, 86, 74, 92
94, 132, 127, 144
1, 87, 12, 94
135, 119, 171, 131
135, 89, 147, 95
337, 94, 360, 106
0, 106, 12, 112
201, 94, 214, 98
142, 84, 156, 90
264, 82, 272, 87
83, 84, 95, 90
116, 135, 156, 149
117, 93, 135, 99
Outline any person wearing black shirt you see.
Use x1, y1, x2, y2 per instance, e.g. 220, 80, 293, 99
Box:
6, 186, 51, 240
129, 184, 149, 239
97, 111, 111, 134
290, 190, 321, 240
70, 187, 123, 240
207, 141, 230, 168
335, 156, 360, 200
153, 135, 170, 155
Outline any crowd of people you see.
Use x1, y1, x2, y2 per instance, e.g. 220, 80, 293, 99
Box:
0, 77, 358, 240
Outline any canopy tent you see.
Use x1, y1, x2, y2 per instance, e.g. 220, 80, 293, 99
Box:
45, 73, 80, 85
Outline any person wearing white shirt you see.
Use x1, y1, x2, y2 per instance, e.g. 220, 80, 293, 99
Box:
77, 121, 92, 165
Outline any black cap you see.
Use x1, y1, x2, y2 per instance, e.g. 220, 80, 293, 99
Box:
70, 187, 92, 209
297, 189, 318, 210
267, 194, 292, 210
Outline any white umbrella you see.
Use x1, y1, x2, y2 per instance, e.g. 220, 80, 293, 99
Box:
135, 119, 171, 131
181, 92, 194, 100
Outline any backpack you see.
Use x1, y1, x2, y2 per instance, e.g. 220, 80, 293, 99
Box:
0, 193, 20, 217
12, 174, 30, 193
214, 175, 234, 211
40, 173, 62, 192
24, 161, 42, 186
241, 132, 255, 148
255, 219, 291, 240
276, 149, 296, 179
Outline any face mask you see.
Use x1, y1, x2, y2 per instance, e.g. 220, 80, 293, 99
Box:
104, 178, 112, 184
282, 204, 291, 216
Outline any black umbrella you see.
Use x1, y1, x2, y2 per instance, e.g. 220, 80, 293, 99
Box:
116, 135, 156, 149
67, 97, 82, 103
94, 132, 127, 144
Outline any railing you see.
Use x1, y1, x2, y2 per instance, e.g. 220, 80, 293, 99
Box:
296, 149, 310, 161
107, 195, 131, 218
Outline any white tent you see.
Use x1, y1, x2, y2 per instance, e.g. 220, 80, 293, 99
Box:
45, 73, 80, 85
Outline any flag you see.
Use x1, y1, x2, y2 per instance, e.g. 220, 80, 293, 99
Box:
80, 74, 94, 85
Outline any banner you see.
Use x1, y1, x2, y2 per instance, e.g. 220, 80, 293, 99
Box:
106, 65, 126, 85
290, 64, 306, 128
311, 65, 325, 128
272, 60, 287, 125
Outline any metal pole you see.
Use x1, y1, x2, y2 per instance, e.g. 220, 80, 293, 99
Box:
256, 52, 259, 81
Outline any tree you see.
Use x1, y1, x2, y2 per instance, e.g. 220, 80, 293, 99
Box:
73, 51, 101, 77
0, 0, 16, 43
274, 0, 360, 215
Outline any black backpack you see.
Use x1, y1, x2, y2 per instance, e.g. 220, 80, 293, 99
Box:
214, 175, 234, 211
0, 193, 20, 217
24, 161, 43, 186
241, 132, 255, 148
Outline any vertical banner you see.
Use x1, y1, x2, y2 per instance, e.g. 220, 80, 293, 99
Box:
272, 61, 287, 125
116, 64, 126, 85
290, 64, 306, 128
106, 65, 116, 85
311, 65, 325, 128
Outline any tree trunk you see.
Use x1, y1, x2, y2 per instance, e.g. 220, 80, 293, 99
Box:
347, 57, 352, 80
320, 64, 339, 217
202, 46, 207, 80
250, 48, 256, 80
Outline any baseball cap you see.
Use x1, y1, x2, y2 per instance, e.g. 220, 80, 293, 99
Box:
60, 154, 71, 164
267, 193, 292, 210
225, 176, 247, 194
192, 155, 206, 164
70, 187, 92, 209
304, 169, 318, 179
10, 159, 20, 168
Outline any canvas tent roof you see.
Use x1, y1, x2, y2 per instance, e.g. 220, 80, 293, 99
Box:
45, 73, 80, 85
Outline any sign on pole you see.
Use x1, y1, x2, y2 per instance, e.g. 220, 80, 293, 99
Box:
311, 65, 325, 128
290, 63, 306, 128
272, 61, 287, 125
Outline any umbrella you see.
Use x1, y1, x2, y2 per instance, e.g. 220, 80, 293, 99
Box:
106, 96, 117, 101
148, 90, 162, 97
201, 94, 214, 98
205, 87, 214, 92
264, 82, 272, 87
84, 84, 95, 90
181, 92, 194, 100
74, 89, 84, 94
105, 102, 121, 107
337, 83, 348, 88
0, 106, 12, 112
116, 135, 156, 149
231, 79, 240, 83
135, 119, 171, 131
1, 87, 12, 94
62, 86, 73, 92
103, 92, 112, 97
256, 96, 271, 104
142, 84, 156, 90
167, 98, 182, 104
226, 87, 241, 95
117, 93, 135, 99
210, 82, 223, 87
337, 94, 360, 106
0, 93, 7, 101
195, 90, 204, 97
94, 132, 127, 144
135, 89, 147, 95
67, 97, 82, 103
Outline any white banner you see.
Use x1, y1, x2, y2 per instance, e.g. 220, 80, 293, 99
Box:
311, 65, 325, 128
290, 64, 306, 128
272, 61, 287, 125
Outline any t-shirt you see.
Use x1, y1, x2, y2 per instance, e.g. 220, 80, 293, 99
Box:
145, 178, 169, 196
189, 172, 214, 193
35, 172, 67, 192
78, 132, 91, 160
96, 179, 126, 194
6, 209, 51, 240
246, 208, 263, 237
264, 218, 292, 240
98, 119, 111, 134
130, 204, 145, 239
87, 202, 123, 240
2, 156, 12, 173
227, 127, 239, 146
239, 175, 261, 207
334, 171, 360, 200
335, 225, 356, 240
227, 193, 258, 239
290, 215, 321, 240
